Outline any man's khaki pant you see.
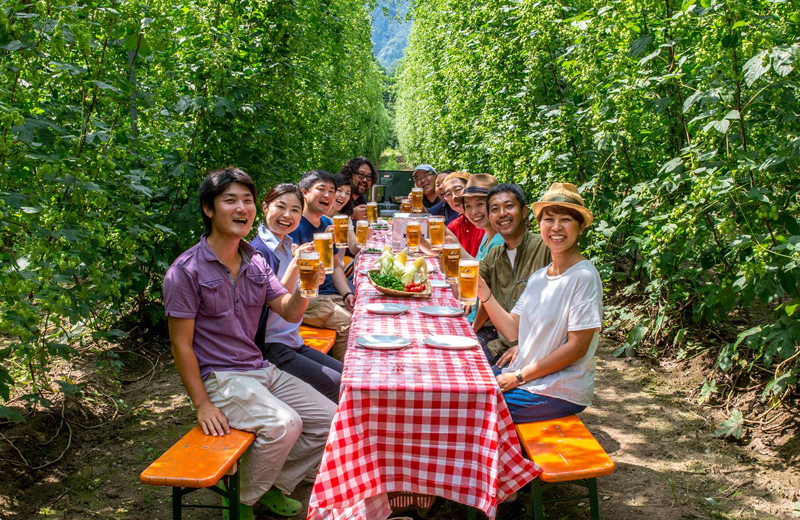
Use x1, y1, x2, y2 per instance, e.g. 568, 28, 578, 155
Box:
302, 294, 352, 361
203, 366, 336, 505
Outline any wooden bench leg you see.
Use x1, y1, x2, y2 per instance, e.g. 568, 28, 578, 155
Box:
530, 478, 545, 520
587, 478, 599, 520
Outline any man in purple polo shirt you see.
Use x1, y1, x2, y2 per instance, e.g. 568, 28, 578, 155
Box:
163, 167, 335, 519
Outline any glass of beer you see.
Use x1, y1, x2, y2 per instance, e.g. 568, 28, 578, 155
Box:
356, 220, 369, 247
458, 259, 480, 305
400, 198, 411, 213
442, 243, 461, 284
428, 216, 445, 252
367, 201, 378, 223
313, 232, 334, 274
411, 187, 424, 213
298, 251, 320, 298
406, 220, 421, 254
333, 214, 349, 248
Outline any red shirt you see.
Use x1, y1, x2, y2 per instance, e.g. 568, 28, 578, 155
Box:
447, 215, 485, 257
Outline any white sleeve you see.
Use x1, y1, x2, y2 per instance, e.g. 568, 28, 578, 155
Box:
568, 271, 603, 331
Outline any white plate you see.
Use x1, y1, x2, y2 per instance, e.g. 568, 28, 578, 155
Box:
355, 335, 411, 350
423, 335, 479, 350
364, 303, 409, 315
418, 306, 463, 317
430, 280, 450, 288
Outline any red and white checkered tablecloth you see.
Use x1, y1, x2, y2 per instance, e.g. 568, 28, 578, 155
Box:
307, 227, 540, 520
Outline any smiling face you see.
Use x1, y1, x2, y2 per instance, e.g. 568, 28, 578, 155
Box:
538, 206, 585, 255
352, 164, 373, 196
302, 180, 336, 217
413, 170, 436, 198
442, 177, 466, 214
263, 192, 303, 239
488, 191, 526, 239
334, 184, 351, 213
462, 195, 490, 230
203, 182, 256, 239
435, 173, 448, 199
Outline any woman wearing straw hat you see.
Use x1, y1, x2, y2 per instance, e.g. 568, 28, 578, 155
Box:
476, 182, 602, 422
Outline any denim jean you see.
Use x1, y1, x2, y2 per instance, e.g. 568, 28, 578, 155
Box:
492, 366, 586, 423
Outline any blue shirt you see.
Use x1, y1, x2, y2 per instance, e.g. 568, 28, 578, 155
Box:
468, 232, 505, 323
251, 224, 303, 349
428, 200, 459, 226
288, 215, 339, 296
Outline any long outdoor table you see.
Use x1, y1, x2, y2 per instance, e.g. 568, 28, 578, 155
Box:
307, 228, 540, 520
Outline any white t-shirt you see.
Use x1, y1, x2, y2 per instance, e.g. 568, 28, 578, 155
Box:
506, 248, 517, 269
503, 259, 603, 406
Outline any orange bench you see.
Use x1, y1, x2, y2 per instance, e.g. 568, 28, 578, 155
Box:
299, 325, 336, 354
141, 425, 255, 519
515, 415, 615, 520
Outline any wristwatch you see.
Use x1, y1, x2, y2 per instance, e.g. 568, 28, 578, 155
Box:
514, 369, 525, 384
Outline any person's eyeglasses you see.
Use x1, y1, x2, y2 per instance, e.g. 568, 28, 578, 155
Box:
443, 186, 463, 199
353, 172, 371, 180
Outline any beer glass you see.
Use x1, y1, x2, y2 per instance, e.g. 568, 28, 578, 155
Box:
298, 251, 320, 298
406, 220, 421, 254
356, 220, 369, 247
313, 232, 334, 274
458, 259, 480, 305
411, 187, 424, 213
442, 243, 461, 284
428, 216, 445, 252
367, 201, 378, 223
333, 214, 349, 248
400, 198, 411, 213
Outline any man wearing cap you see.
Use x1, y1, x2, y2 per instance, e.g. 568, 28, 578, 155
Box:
411, 164, 440, 208
442, 171, 485, 257
474, 183, 551, 364
428, 170, 459, 225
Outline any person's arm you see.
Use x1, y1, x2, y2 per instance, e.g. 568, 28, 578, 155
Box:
331, 261, 355, 311
496, 328, 599, 392
472, 302, 489, 331
347, 227, 361, 255
168, 317, 230, 436
267, 285, 311, 323
476, 275, 520, 342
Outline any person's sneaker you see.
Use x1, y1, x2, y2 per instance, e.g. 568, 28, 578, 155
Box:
257, 487, 303, 517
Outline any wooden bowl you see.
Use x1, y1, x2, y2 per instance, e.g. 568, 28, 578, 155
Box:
367, 270, 431, 298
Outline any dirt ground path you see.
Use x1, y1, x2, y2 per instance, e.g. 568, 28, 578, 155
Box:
1, 337, 797, 519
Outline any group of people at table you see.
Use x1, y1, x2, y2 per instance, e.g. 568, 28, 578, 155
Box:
162, 157, 604, 519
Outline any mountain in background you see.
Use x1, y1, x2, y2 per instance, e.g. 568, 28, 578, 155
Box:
371, 0, 411, 75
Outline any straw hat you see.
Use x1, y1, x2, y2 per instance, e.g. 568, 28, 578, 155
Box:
454, 174, 498, 205
531, 182, 593, 227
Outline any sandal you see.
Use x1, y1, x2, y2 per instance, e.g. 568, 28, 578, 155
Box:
258, 487, 303, 517
218, 481, 255, 520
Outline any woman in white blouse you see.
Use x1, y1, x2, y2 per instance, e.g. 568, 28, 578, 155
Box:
476, 182, 603, 422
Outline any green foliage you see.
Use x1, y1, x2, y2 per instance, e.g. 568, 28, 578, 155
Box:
397, 0, 800, 405
714, 408, 744, 440
0, 0, 389, 418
